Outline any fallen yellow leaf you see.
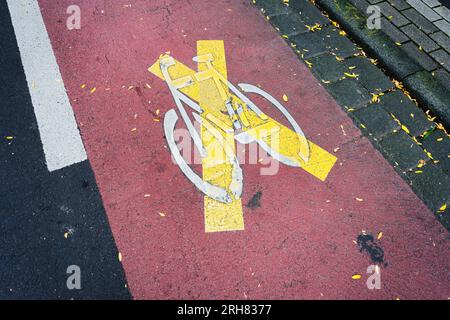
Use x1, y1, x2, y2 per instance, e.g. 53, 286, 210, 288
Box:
352, 274, 362, 280
401, 125, 410, 134
282, 94, 288, 102
344, 72, 359, 78
377, 232, 383, 240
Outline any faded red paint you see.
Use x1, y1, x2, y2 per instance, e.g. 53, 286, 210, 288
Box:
39, 0, 449, 299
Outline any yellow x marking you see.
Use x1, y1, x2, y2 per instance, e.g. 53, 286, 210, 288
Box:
149, 40, 337, 233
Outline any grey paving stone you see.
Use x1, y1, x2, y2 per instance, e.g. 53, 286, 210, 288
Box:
401, 41, 439, 70
434, 19, 450, 36
379, 90, 435, 137
430, 31, 450, 51
388, 0, 411, 11
406, 163, 450, 218
420, 129, 450, 174
422, 0, 442, 8
254, 0, 291, 16
430, 49, 450, 71
367, 0, 385, 4
269, 13, 309, 36
319, 26, 359, 58
291, 31, 328, 58
308, 53, 349, 82
293, 25, 358, 58
343, 57, 395, 92
289, 0, 329, 26
327, 79, 372, 110
434, 6, 450, 22
379, 131, 428, 171
406, 0, 443, 21
433, 68, 450, 91
348, 0, 371, 14
380, 17, 410, 42
378, 2, 410, 26
401, 24, 440, 51
351, 105, 400, 138
402, 8, 439, 34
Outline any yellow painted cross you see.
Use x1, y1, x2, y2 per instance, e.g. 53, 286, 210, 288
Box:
149, 40, 337, 233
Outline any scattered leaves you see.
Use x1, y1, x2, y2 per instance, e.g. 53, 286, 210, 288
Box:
306, 23, 322, 32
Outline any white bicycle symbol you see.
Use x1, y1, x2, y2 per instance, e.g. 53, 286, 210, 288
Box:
160, 54, 310, 204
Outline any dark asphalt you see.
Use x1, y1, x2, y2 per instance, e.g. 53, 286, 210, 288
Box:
0, 0, 130, 299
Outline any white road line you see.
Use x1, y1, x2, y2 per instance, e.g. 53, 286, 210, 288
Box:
6, 0, 87, 172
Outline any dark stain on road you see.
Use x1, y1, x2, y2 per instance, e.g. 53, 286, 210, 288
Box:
135, 86, 158, 117
247, 191, 262, 210
357, 233, 387, 266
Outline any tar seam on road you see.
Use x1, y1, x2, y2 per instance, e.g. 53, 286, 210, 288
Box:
6, 0, 87, 172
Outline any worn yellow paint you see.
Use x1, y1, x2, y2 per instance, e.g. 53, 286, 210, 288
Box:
149, 43, 337, 232
149, 55, 336, 180
242, 110, 336, 181
197, 40, 244, 232
149, 55, 199, 100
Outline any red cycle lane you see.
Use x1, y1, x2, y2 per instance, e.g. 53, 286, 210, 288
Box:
38, 0, 449, 299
